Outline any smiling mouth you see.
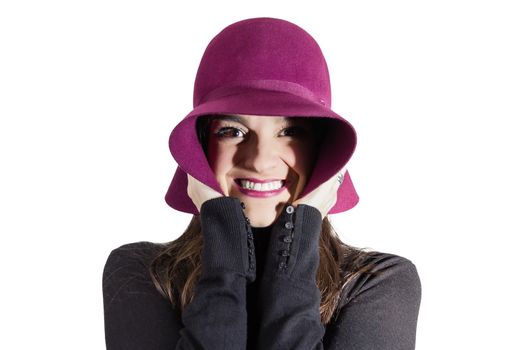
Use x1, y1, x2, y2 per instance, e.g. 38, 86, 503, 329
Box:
234, 178, 286, 192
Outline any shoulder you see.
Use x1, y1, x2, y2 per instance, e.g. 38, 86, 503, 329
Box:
104, 241, 165, 264
340, 250, 421, 308
102, 242, 182, 348
103, 241, 165, 277
325, 251, 422, 348
102, 241, 167, 309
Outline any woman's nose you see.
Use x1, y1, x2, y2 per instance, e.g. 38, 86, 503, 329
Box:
240, 136, 279, 173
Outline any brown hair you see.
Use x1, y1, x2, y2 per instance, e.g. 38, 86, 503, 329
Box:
149, 115, 377, 324
149, 215, 376, 324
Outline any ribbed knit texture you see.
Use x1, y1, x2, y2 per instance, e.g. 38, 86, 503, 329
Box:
179, 197, 253, 349
200, 197, 254, 281
256, 203, 325, 349
103, 197, 422, 349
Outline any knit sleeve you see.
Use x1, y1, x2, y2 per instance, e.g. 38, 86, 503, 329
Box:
323, 253, 422, 350
102, 196, 256, 350
102, 242, 183, 349
255, 203, 325, 349
176, 196, 255, 349
254, 204, 422, 350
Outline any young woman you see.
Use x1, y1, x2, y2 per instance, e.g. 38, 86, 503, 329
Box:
103, 18, 421, 349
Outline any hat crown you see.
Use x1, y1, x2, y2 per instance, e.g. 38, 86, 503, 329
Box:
166, 17, 359, 215
193, 18, 331, 108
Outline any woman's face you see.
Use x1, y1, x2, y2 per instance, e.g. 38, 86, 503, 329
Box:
206, 114, 319, 227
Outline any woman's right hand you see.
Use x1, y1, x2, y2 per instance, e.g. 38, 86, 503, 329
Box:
292, 168, 345, 219
187, 174, 223, 212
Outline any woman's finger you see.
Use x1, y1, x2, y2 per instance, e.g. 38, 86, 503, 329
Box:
187, 174, 223, 212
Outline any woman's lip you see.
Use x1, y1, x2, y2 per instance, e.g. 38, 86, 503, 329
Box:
235, 177, 284, 184
233, 179, 288, 198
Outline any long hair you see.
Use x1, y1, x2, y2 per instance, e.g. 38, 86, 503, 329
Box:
150, 215, 376, 324
149, 115, 377, 324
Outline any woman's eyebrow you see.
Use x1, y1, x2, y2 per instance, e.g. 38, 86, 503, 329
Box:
214, 115, 246, 124
216, 115, 294, 124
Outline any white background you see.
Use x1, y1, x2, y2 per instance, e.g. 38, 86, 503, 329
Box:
1, 1, 524, 349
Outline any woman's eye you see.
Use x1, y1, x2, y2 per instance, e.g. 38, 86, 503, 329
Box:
280, 126, 303, 137
216, 127, 245, 138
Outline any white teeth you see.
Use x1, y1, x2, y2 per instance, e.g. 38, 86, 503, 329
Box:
239, 180, 284, 191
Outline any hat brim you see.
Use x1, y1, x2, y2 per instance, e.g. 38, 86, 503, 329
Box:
166, 89, 359, 215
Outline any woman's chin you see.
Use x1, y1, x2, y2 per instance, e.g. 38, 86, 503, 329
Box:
240, 200, 286, 227
226, 184, 297, 225
248, 212, 278, 227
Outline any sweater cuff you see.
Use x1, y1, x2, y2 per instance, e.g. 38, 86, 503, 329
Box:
199, 197, 255, 280
263, 203, 322, 281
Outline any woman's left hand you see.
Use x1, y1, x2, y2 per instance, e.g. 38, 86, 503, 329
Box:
292, 168, 345, 218
187, 173, 223, 212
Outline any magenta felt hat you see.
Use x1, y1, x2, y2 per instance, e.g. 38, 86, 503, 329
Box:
166, 17, 359, 215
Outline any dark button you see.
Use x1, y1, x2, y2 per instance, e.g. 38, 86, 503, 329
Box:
241, 202, 246, 209
285, 205, 294, 214
285, 222, 294, 229
279, 250, 290, 257
283, 236, 292, 243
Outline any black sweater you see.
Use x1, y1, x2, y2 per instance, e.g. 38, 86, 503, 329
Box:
103, 197, 421, 349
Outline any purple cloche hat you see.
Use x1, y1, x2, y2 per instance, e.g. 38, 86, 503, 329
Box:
166, 17, 359, 215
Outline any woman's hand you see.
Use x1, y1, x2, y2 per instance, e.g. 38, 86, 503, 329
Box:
292, 168, 345, 218
187, 174, 223, 212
